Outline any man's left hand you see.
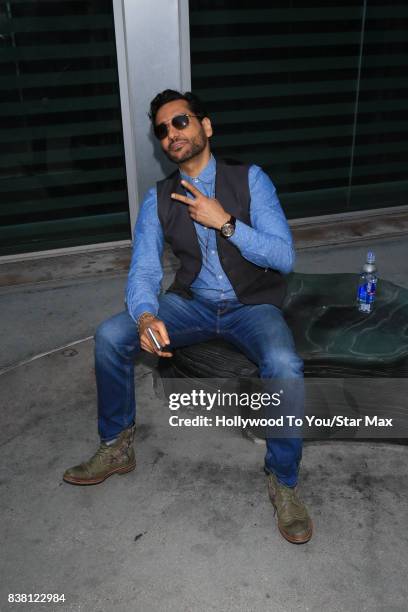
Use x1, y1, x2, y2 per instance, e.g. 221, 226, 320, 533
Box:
171, 180, 230, 230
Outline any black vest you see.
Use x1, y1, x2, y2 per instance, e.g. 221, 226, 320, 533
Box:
156, 160, 287, 308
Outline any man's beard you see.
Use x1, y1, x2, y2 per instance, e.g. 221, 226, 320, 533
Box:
165, 129, 207, 164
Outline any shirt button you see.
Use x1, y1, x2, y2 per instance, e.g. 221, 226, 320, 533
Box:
193, 178, 199, 183
211, 250, 216, 255
218, 275, 222, 280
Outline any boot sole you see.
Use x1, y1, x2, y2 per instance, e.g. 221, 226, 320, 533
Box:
278, 520, 313, 544
63, 461, 136, 485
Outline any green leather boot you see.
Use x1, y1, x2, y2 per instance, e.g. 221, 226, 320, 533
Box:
63, 425, 136, 485
267, 471, 313, 544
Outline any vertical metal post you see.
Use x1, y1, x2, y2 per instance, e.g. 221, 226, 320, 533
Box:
178, 0, 192, 92
119, 0, 192, 234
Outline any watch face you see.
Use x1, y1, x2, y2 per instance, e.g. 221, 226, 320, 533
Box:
221, 223, 235, 237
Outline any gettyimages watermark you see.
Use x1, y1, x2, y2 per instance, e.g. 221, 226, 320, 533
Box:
167, 388, 282, 411
156, 377, 408, 439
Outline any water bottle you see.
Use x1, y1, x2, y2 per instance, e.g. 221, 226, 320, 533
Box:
357, 251, 378, 313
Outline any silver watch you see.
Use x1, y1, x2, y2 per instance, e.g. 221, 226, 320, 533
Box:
220, 215, 236, 238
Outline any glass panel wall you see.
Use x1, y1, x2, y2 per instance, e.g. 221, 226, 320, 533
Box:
189, 0, 408, 219
350, 1, 408, 210
0, 0, 130, 256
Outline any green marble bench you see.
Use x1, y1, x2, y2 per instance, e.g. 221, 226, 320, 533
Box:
158, 273, 408, 379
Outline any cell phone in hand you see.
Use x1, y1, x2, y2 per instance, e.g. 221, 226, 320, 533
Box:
146, 327, 173, 353
146, 327, 163, 351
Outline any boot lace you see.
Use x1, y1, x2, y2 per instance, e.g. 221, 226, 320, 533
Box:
277, 485, 307, 523
94, 443, 112, 459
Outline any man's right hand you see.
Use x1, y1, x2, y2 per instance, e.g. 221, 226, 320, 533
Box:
138, 313, 173, 357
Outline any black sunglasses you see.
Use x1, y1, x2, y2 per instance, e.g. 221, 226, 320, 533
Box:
154, 113, 201, 140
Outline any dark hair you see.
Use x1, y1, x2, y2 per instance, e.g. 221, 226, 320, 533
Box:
149, 89, 209, 124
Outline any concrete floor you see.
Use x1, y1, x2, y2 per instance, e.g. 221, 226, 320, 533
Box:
1, 235, 407, 612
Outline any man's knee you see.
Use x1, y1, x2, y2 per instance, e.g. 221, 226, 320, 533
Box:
94, 313, 138, 355
260, 349, 304, 378
95, 318, 115, 346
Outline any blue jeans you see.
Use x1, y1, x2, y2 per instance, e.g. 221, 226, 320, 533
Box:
95, 293, 304, 487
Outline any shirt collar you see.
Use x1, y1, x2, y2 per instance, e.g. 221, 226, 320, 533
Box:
180, 154, 216, 184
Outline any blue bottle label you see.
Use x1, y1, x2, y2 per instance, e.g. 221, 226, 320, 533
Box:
367, 280, 377, 302
358, 281, 377, 303
358, 284, 367, 301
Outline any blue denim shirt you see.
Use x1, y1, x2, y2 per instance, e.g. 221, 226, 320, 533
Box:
126, 155, 295, 323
